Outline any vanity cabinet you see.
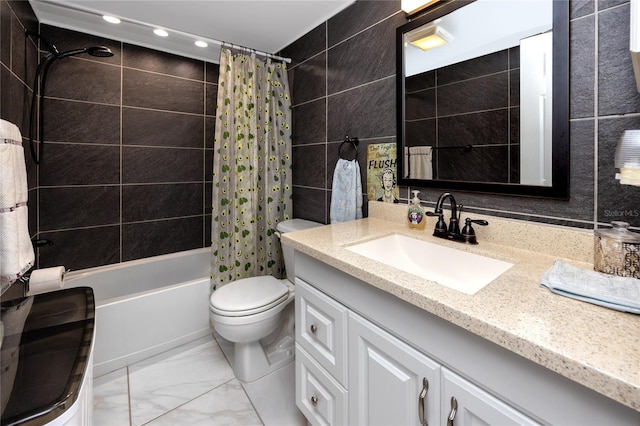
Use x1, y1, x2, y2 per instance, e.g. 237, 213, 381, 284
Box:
348, 311, 440, 426
296, 276, 538, 426
292, 251, 639, 426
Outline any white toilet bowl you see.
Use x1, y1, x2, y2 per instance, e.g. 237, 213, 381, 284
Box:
210, 277, 295, 382
209, 218, 322, 383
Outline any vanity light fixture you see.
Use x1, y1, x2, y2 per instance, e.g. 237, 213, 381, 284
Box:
102, 15, 120, 24
195, 40, 208, 48
407, 25, 453, 51
401, 0, 440, 16
615, 130, 640, 186
153, 28, 169, 37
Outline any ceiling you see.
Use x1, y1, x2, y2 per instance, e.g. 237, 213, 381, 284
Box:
28, 0, 355, 63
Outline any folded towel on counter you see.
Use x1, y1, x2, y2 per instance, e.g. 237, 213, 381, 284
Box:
540, 260, 640, 314
330, 158, 363, 223
0, 119, 34, 291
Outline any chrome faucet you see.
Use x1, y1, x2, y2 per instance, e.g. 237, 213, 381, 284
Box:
429, 192, 488, 244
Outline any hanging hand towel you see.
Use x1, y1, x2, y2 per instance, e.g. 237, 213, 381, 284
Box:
409, 146, 433, 180
330, 158, 363, 223
0, 120, 35, 292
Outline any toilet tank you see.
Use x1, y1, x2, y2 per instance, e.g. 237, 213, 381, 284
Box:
276, 219, 322, 281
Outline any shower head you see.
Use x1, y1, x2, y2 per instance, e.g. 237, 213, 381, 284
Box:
87, 46, 114, 57
57, 46, 114, 59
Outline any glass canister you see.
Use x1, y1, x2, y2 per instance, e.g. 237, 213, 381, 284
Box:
594, 221, 640, 278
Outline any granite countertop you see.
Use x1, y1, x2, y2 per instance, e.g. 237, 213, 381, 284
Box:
281, 216, 640, 412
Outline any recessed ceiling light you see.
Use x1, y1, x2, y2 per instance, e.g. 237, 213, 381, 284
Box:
153, 29, 169, 37
195, 40, 208, 48
103, 15, 121, 24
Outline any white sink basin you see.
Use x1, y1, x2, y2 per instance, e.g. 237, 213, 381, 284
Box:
346, 234, 513, 295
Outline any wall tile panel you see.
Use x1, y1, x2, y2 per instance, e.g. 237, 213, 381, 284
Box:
39, 143, 120, 186
39, 186, 120, 231
44, 99, 120, 144
598, 3, 640, 115
570, 14, 595, 118
328, 1, 402, 48
291, 51, 326, 105
123, 43, 203, 79
327, 76, 395, 141
39, 226, 120, 270
122, 107, 204, 148
122, 183, 203, 222
327, 12, 404, 95
122, 217, 203, 261
123, 68, 203, 114
45, 58, 121, 105
293, 144, 326, 187
292, 98, 326, 145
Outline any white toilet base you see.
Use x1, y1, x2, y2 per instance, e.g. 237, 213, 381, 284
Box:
234, 337, 294, 382
232, 303, 295, 383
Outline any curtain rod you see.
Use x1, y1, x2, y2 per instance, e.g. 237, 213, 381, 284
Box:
40, 0, 292, 64
218, 42, 291, 64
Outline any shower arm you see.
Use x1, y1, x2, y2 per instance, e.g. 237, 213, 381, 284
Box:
28, 52, 56, 164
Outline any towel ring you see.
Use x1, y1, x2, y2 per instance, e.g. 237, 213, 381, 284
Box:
339, 136, 359, 160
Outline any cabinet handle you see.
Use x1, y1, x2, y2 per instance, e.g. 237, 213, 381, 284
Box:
310, 395, 318, 406
446, 396, 458, 426
418, 377, 429, 426
310, 324, 317, 334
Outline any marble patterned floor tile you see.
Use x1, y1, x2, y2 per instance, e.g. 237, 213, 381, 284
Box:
128, 336, 235, 426
145, 379, 263, 426
93, 368, 131, 426
241, 362, 305, 426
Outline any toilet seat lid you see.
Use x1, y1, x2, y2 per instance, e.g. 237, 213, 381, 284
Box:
210, 276, 289, 316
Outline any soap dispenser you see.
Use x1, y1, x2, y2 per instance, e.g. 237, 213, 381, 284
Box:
407, 190, 426, 230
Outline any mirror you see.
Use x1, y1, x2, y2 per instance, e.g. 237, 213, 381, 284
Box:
396, 0, 569, 198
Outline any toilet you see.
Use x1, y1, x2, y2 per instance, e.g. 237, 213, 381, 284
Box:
209, 218, 322, 383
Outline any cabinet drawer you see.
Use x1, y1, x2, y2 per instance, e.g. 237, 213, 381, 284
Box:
296, 345, 348, 426
295, 277, 348, 386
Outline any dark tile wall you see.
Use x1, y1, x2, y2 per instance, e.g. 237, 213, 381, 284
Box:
405, 48, 520, 182
33, 24, 218, 270
1, 8, 219, 272
283, 0, 640, 230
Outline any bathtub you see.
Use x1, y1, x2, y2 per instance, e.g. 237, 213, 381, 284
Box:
65, 247, 212, 377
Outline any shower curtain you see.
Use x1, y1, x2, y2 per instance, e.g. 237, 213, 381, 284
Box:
211, 48, 292, 290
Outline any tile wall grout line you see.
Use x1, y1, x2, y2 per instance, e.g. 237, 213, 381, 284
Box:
593, 3, 599, 230
325, 20, 329, 225
120, 40, 124, 263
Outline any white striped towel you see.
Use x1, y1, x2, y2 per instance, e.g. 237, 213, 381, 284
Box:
0, 119, 35, 291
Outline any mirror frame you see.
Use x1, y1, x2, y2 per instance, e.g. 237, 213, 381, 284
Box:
396, 0, 569, 199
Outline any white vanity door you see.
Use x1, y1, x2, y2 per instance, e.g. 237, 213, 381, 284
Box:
441, 368, 540, 426
348, 311, 441, 426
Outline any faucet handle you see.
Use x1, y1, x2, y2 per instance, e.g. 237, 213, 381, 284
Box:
461, 218, 488, 244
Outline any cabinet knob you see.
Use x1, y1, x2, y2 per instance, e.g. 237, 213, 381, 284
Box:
447, 396, 458, 426
310, 324, 317, 334
310, 395, 318, 406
